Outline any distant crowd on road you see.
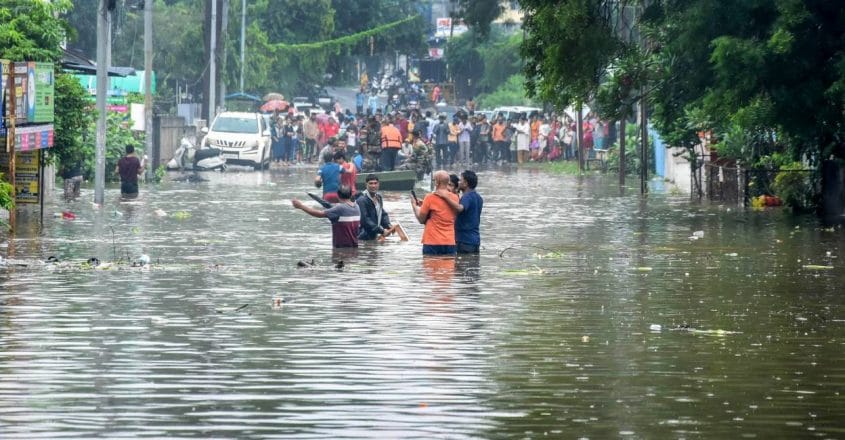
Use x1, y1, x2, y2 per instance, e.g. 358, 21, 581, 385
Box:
264, 90, 617, 173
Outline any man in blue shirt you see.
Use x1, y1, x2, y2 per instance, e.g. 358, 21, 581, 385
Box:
355, 88, 366, 115
435, 170, 483, 253
315, 151, 346, 203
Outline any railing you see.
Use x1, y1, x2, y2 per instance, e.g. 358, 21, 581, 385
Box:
704, 162, 814, 207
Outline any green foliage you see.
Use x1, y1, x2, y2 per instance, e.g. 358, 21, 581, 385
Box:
606, 123, 655, 175
0, 172, 14, 215
0, 0, 72, 62
477, 75, 533, 108
452, 0, 504, 37
520, 0, 623, 110
445, 30, 485, 98
773, 162, 816, 212
476, 32, 524, 92
51, 73, 96, 176
154, 165, 166, 183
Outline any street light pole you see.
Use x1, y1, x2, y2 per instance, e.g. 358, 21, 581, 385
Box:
94, 0, 109, 205
144, 0, 153, 179
208, 0, 217, 122
240, 0, 245, 93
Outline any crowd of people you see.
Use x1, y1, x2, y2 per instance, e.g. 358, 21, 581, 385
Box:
291, 169, 483, 257
266, 96, 615, 174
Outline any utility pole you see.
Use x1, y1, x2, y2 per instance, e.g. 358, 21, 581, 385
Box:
94, 0, 110, 205
144, 0, 153, 180
640, 88, 648, 194
208, 0, 218, 122
577, 103, 584, 172
619, 118, 626, 186
240, 0, 246, 92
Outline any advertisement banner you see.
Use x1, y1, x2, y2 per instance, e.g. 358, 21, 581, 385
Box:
29, 62, 54, 123
14, 124, 54, 151
435, 17, 451, 38
13, 62, 28, 125
0, 149, 40, 204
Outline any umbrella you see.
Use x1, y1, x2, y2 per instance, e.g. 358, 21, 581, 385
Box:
263, 92, 285, 101
260, 99, 289, 112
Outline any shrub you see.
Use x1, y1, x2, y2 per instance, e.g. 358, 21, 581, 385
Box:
772, 162, 816, 212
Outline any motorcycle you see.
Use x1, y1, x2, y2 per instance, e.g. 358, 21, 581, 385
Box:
167, 136, 227, 171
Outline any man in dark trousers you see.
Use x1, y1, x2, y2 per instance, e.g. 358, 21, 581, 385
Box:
115, 144, 144, 199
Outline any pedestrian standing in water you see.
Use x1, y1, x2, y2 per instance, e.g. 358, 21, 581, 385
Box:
412, 170, 459, 256
115, 144, 144, 199
291, 185, 360, 248
436, 170, 483, 254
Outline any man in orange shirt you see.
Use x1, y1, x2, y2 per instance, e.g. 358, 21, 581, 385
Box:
411, 170, 459, 255
491, 116, 507, 163
380, 118, 403, 171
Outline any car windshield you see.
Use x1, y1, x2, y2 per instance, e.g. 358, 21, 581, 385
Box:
212, 116, 258, 134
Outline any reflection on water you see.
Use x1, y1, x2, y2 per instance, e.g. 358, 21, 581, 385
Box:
1, 167, 844, 438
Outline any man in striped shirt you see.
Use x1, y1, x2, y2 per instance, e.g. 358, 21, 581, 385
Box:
291, 185, 361, 248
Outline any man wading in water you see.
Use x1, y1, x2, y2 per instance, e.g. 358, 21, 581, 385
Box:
115, 144, 144, 199
291, 185, 361, 248
356, 174, 406, 241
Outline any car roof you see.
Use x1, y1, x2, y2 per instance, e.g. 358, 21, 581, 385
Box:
216, 111, 260, 118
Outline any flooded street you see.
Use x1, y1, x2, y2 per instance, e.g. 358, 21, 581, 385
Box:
1, 167, 844, 438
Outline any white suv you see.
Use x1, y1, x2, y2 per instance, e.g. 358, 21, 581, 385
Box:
200, 111, 271, 170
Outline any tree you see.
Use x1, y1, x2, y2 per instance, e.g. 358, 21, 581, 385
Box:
452, 0, 504, 38
0, 0, 72, 62
519, 0, 624, 110
1, 0, 89, 181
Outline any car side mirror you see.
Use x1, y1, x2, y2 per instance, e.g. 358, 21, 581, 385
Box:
201, 127, 209, 134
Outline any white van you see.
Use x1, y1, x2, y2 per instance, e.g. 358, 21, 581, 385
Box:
492, 106, 542, 121
200, 111, 272, 170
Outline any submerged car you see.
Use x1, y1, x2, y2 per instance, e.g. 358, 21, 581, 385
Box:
200, 111, 271, 170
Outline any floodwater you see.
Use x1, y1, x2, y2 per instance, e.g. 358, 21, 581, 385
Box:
1, 166, 844, 439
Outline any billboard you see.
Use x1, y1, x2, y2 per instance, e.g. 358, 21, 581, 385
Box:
29, 62, 54, 123
0, 149, 40, 204
434, 17, 468, 38
15, 124, 54, 151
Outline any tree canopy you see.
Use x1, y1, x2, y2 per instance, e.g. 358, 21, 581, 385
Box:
514, 0, 845, 165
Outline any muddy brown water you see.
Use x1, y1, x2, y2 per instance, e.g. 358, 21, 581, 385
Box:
1, 167, 843, 438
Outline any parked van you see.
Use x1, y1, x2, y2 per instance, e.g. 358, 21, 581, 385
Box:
492, 106, 542, 121
200, 111, 271, 170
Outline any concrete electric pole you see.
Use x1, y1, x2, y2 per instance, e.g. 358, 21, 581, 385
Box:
94, 0, 111, 205
144, 0, 153, 180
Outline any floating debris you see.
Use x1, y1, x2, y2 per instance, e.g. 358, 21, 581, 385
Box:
802, 265, 834, 270
172, 211, 192, 219
215, 303, 250, 313
154, 208, 167, 217
670, 326, 742, 336
649, 324, 662, 332
296, 259, 316, 268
